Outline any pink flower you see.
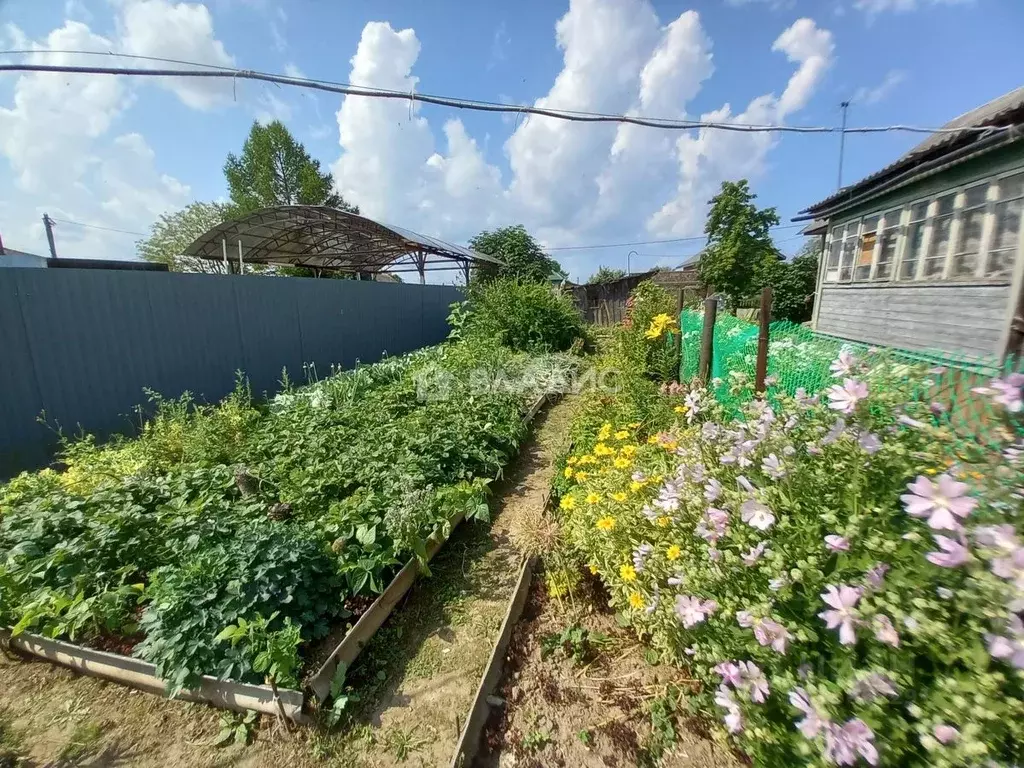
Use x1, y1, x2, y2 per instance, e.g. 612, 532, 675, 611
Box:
825, 719, 879, 766
873, 614, 900, 647
986, 633, 1024, 669
714, 685, 744, 734
789, 687, 827, 738
740, 499, 775, 530
988, 373, 1024, 412
675, 595, 718, 628
754, 619, 792, 654
933, 725, 959, 745
858, 432, 882, 455
830, 350, 857, 378
704, 478, 722, 501
714, 661, 743, 687
900, 474, 977, 531
738, 661, 770, 703
825, 535, 850, 552
819, 584, 861, 645
926, 535, 969, 568
742, 541, 768, 566
850, 673, 898, 702
761, 454, 786, 479
864, 563, 889, 590
736, 610, 755, 628
828, 378, 868, 414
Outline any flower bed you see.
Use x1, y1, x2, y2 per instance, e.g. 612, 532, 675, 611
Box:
556, 348, 1024, 766
0, 338, 574, 696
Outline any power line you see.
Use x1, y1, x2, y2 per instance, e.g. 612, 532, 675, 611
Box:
51, 218, 145, 237
0, 59, 1017, 138
544, 223, 804, 251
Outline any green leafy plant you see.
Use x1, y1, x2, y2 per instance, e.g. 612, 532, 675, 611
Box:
540, 624, 612, 665
215, 612, 302, 689
214, 711, 260, 747
521, 728, 552, 753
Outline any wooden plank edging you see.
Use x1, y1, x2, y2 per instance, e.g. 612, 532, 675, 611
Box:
0, 629, 308, 723
449, 555, 537, 768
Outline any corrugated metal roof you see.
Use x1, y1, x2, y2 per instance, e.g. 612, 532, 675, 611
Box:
800, 86, 1024, 217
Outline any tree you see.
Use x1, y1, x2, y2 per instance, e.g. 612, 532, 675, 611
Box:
697, 180, 781, 303
587, 266, 626, 284
469, 225, 564, 284
770, 239, 821, 323
137, 201, 231, 273
224, 120, 357, 216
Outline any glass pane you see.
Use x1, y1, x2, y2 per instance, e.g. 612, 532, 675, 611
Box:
965, 183, 988, 207
826, 240, 842, 268
861, 215, 880, 233
882, 209, 902, 228
900, 222, 925, 280
999, 172, 1024, 201
993, 198, 1022, 251
855, 232, 876, 280
951, 252, 977, 277
876, 230, 897, 280
936, 194, 956, 216
910, 201, 929, 221
840, 238, 856, 281
987, 248, 1014, 278
957, 207, 985, 255
830, 225, 844, 240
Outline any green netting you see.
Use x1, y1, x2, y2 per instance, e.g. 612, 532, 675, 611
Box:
679, 309, 1024, 451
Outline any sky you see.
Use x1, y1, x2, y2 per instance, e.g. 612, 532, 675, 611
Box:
0, 0, 1022, 283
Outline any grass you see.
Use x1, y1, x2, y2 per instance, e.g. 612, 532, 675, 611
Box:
384, 724, 430, 762
57, 721, 104, 763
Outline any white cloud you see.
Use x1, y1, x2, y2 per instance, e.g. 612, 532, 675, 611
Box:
117, 0, 236, 110
329, 4, 833, 280
853, 69, 907, 105
254, 89, 292, 123
724, 0, 795, 8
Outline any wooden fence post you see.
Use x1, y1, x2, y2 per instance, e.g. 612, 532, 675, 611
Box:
698, 297, 717, 384
755, 287, 772, 394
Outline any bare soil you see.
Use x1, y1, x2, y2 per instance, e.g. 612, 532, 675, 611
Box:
476, 573, 743, 768
0, 397, 576, 768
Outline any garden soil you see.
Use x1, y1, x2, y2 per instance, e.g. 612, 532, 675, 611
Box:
475, 573, 744, 768
0, 397, 576, 768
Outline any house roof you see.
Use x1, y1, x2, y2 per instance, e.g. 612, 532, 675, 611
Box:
185, 205, 503, 274
798, 86, 1024, 221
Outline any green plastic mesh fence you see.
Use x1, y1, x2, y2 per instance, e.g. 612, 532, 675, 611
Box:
679, 309, 1024, 452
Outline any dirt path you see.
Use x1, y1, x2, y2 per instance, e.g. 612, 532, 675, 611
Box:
0, 397, 576, 768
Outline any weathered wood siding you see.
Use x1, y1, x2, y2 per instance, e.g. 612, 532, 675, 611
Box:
815, 283, 1011, 358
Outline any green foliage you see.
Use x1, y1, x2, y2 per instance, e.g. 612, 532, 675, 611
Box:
520, 728, 552, 753
539, 624, 611, 665
136, 201, 231, 273
214, 711, 259, 747
215, 611, 303, 688
697, 180, 781, 304
453, 278, 585, 353
224, 120, 357, 216
587, 266, 626, 284
768, 239, 821, 323
469, 225, 564, 284
614, 280, 680, 383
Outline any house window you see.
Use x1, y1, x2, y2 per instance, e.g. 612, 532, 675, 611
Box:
989, 172, 1024, 277
952, 183, 989, 277
901, 202, 929, 280
824, 225, 843, 282
875, 209, 901, 280
855, 215, 878, 280
923, 194, 955, 278
839, 222, 858, 281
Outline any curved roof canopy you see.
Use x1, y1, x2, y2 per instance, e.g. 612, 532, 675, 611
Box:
184, 205, 503, 275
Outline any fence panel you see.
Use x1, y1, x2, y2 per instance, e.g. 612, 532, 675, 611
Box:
0, 269, 461, 476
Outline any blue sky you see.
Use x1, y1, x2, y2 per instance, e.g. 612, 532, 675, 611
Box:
1, 0, 1021, 282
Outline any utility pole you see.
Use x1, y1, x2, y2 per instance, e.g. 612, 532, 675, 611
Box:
837, 101, 850, 190
42, 213, 57, 259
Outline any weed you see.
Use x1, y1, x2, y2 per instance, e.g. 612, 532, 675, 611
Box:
577, 728, 593, 747
520, 728, 552, 753
214, 710, 259, 747
539, 624, 612, 665
57, 721, 104, 763
638, 685, 681, 767
384, 725, 429, 763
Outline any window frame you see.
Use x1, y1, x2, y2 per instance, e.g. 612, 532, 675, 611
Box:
820, 164, 1024, 288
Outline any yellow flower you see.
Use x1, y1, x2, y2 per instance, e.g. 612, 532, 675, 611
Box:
598, 423, 612, 441
588, 563, 599, 575
564, 466, 574, 479
613, 457, 630, 469
614, 430, 630, 440
575, 471, 589, 482
619, 564, 637, 582
970, 471, 984, 480
662, 440, 679, 452
628, 593, 645, 609
647, 435, 659, 444
594, 443, 614, 456
560, 495, 577, 511
567, 456, 579, 466
586, 492, 602, 505
630, 481, 643, 493
656, 516, 672, 528
580, 454, 596, 465
596, 516, 616, 531
619, 445, 637, 457
628, 421, 641, 428
610, 491, 627, 502
666, 545, 681, 561
674, 405, 687, 414
925, 467, 938, 475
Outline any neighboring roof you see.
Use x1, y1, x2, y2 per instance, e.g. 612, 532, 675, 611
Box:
46, 258, 168, 271
185, 206, 503, 274
798, 86, 1024, 220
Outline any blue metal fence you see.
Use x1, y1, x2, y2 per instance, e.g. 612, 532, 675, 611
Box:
0, 268, 461, 476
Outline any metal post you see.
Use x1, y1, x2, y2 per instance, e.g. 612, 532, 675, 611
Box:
462, 261, 471, 285
238, 239, 243, 274
221, 238, 228, 273
416, 252, 425, 285
698, 297, 717, 384
837, 101, 850, 190
627, 249, 637, 277
43, 214, 57, 259
755, 287, 772, 394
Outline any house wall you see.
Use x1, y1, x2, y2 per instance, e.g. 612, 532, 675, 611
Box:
811, 143, 1024, 358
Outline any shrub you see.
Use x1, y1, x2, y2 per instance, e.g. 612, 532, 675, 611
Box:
454, 278, 584, 353
557, 353, 1024, 766
614, 280, 680, 382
